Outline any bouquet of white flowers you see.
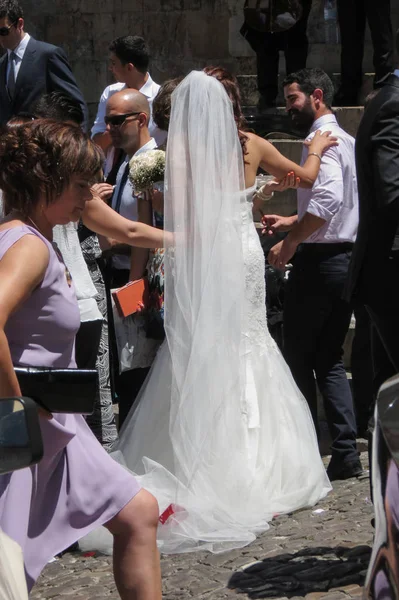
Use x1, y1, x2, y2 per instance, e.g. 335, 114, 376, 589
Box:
128, 149, 166, 194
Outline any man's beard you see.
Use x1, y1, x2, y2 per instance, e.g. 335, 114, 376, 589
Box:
288, 98, 315, 129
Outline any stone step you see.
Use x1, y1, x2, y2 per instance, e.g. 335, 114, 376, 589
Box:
237, 72, 375, 107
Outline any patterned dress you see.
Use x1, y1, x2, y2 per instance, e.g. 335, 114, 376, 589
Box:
78, 223, 118, 451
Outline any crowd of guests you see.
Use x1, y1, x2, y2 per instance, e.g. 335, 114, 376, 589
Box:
0, 0, 399, 595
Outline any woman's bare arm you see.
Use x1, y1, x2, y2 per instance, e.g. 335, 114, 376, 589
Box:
0, 235, 48, 397
247, 131, 338, 188
83, 195, 168, 249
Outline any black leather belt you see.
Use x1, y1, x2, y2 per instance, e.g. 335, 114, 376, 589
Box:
298, 242, 353, 253
297, 242, 354, 254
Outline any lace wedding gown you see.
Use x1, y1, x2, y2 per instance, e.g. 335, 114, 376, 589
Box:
80, 71, 331, 555
115, 187, 331, 552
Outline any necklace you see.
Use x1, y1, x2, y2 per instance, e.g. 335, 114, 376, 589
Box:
26, 217, 73, 287
27, 216, 51, 241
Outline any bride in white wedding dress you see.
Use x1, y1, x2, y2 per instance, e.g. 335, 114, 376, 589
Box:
81, 69, 334, 556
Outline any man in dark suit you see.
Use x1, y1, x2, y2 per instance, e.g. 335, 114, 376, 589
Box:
334, 0, 394, 106
0, 0, 87, 128
346, 29, 399, 405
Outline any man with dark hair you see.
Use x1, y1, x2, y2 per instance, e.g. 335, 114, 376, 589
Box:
283, 67, 335, 108
91, 35, 166, 158
263, 68, 363, 480
0, 0, 87, 128
334, 0, 394, 106
33, 91, 84, 125
346, 29, 399, 409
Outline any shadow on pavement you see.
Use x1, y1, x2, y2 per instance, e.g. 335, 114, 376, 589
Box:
228, 545, 371, 598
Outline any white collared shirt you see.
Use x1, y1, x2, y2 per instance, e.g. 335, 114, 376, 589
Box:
7, 32, 30, 82
394, 69, 399, 79
91, 74, 167, 147
297, 114, 359, 244
111, 137, 157, 270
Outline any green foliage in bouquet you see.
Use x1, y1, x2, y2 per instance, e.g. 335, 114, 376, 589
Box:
128, 149, 166, 193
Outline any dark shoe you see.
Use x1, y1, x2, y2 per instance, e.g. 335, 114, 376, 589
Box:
327, 459, 366, 481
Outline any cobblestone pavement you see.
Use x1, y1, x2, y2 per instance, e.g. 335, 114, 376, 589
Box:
31, 452, 373, 600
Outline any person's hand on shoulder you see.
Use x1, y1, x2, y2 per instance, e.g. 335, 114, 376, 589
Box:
305, 130, 339, 157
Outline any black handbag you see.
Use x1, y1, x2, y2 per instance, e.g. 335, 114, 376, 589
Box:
14, 367, 98, 414
243, 0, 303, 33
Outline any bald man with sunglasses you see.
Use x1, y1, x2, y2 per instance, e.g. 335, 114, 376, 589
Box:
100, 88, 158, 428
0, 0, 87, 129
101, 89, 155, 268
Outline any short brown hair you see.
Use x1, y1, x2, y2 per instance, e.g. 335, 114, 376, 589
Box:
0, 120, 103, 216
152, 77, 184, 132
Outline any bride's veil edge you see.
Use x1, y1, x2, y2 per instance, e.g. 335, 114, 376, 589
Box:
162, 71, 248, 483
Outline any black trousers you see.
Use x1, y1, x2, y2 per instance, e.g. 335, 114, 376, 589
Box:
351, 303, 374, 436
362, 254, 399, 398
241, 0, 312, 104
336, 0, 394, 95
358, 253, 399, 492
283, 245, 358, 467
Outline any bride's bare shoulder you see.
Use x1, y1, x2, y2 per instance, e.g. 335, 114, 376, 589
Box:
241, 130, 255, 143
241, 130, 273, 152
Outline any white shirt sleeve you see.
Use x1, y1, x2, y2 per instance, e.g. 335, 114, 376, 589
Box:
306, 148, 344, 223
91, 87, 109, 138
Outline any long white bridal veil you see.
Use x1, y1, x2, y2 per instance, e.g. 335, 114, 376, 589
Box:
114, 71, 256, 553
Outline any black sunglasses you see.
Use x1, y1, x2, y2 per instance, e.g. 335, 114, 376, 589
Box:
104, 112, 141, 127
0, 20, 18, 36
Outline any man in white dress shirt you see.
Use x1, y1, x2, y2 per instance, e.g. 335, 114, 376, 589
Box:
91, 35, 166, 163
264, 68, 363, 481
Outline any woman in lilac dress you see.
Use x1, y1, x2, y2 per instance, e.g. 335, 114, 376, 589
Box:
0, 120, 164, 599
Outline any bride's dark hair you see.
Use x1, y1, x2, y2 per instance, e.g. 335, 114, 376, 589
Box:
203, 66, 249, 157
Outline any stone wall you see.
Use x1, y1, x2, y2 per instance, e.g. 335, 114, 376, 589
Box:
22, 0, 399, 123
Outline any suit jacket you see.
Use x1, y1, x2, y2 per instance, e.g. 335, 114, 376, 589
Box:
0, 36, 88, 129
345, 74, 399, 302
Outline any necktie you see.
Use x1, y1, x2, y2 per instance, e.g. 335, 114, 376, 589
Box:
113, 163, 130, 214
7, 51, 17, 99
